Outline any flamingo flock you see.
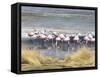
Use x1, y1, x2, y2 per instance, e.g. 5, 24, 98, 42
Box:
26, 30, 95, 51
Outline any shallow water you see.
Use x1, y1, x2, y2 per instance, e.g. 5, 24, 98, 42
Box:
21, 38, 95, 59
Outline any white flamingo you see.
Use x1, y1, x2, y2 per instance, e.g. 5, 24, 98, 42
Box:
63, 36, 70, 52
59, 34, 65, 39
88, 33, 93, 39
27, 32, 35, 49
73, 35, 79, 43
64, 36, 70, 44
39, 33, 47, 48
28, 32, 34, 37
47, 34, 54, 47
84, 33, 93, 44
59, 34, 65, 48
55, 36, 61, 57
73, 35, 80, 50
55, 36, 61, 48
89, 36, 95, 48
84, 35, 90, 45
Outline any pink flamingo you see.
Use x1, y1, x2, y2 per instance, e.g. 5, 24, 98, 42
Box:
59, 34, 65, 48
28, 32, 34, 37
55, 36, 61, 48
73, 35, 80, 43
63, 36, 70, 52
47, 34, 54, 47
39, 33, 47, 48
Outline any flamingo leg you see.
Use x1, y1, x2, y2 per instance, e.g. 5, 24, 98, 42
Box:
52, 39, 53, 48
55, 40, 58, 57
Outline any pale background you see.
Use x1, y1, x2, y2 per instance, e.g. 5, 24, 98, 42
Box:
0, 0, 99, 77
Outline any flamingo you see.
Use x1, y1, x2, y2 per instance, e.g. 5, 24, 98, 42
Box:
89, 35, 95, 48
73, 35, 80, 50
28, 32, 34, 37
55, 36, 61, 48
73, 35, 79, 43
39, 33, 47, 48
27, 32, 35, 49
88, 33, 93, 39
63, 36, 70, 52
59, 34, 65, 49
47, 34, 54, 48
54, 36, 61, 57
84, 33, 93, 45
59, 34, 65, 38
84, 35, 90, 46
64, 36, 70, 44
